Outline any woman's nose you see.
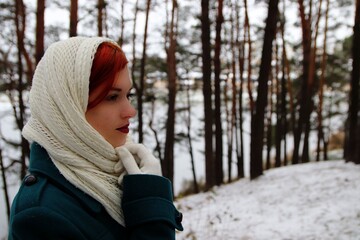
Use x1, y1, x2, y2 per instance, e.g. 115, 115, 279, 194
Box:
123, 101, 137, 119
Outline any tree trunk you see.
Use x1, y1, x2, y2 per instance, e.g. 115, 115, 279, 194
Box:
131, 0, 139, 98
281, 58, 288, 166
236, 1, 244, 178
138, 0, 151, 143
223, 73, 231, 181
317, 0, 329, 162
201, 0, 215, 189
119, 0, 125, 47
243, 0, 254, 116
279, 16, 295, 151
229, 2, 237, 183
302, 0, 323, 163
266, 70, 273, 170
185, 83, 199, 193
214, 0, 223, 185
0, 149, 10, 222
346, 0, 360, 164
279, 1, 289, 166
69, 0, 78, 37
14, 0, 31, 179
250, 0, 279, 179
293, 0, 312, 164
275, 40, 282, 168
97, 0, 104, 36
163, 0, 178, 185
35, 0, 45, 64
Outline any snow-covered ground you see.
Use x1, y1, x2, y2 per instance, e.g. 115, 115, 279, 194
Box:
1, 89, 355, 239
175, 159, 360, 240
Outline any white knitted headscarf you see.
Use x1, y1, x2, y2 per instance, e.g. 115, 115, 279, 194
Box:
22, 37, 128, 226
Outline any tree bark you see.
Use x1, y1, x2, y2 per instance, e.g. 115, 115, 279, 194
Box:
97, 0, 105, 36
201, 0, 215, 189
14, 0, 31, 179
243, 0, 254, 116
163, 0, 178, 185
131, 0, 139, 97
317, 0, 329, 162
138, 0, 151, 143
236, 1, 244, 178
301, 0, 323, 163
214, 0, 224, 185
0, 149, 10, 222
35, 0, 45, 64
266, 69, 273, 170
293, 0, 312, 164
275, 39, 282, 168
185, 83, 199, 193
118, 0, 125, 47
279, 1, 289, 166
250, 0, 279, 179
346, 0, 360, 164
69, 0, 78, 37
228, 1, 237, 182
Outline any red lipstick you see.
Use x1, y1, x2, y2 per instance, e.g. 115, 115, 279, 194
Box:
117, 124, 129, 133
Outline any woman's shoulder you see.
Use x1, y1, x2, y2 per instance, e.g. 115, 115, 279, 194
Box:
10, 172, 82, 217
9, 172, 123, 240
10, 173, 48, 214
20, 143, 103, 214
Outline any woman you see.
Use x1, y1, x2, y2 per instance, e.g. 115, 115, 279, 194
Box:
8, 37, 183, 239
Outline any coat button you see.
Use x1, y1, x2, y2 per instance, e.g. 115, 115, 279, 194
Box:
176, 212, 183, 224
24, 174, 37, 186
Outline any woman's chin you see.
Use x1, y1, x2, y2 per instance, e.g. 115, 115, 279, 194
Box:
109, 138, 126, 148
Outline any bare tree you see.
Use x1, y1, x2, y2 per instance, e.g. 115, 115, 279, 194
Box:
97, 0, 105, 36
292, 0, 311, 165
243, 0, 254, 116
235, 1, 244, 178
316, 0, 330, 162
130, 0, 139, 93
279, 1, 291, 166
214, 0, 224, 185
69, 0, 78, 37
14, 0, 32, 179
35, 0, 45, 64
0, 147, 10, 222
185, 84, 199, 193
163, 0, 178, 184
345, 0, 360, 164
293, 0, 323, 164
250, 0, 279, 179
265, 65, 274, 170
137, 0, 151, 143
118, 0, 125, 47
228, 0, 237, 182
275, 37, 282, 168
201, 0, 215, 189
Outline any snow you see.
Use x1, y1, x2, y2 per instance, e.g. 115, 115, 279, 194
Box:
175, 160, 360, 240
2, 91, 359, 239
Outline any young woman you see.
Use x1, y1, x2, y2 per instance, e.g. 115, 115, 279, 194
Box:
8, 37, 183, 239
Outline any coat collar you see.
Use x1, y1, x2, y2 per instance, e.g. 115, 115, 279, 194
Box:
29, 142, 103, 213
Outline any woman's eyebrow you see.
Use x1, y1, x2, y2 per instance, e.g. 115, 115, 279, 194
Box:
110, 87, 122, 92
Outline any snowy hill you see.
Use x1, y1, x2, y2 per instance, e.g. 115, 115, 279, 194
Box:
175, 160, 360, 240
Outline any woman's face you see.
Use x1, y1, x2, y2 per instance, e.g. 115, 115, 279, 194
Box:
85, 67, 136, 147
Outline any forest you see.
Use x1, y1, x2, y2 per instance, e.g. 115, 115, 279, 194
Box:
0, 0, 359, 229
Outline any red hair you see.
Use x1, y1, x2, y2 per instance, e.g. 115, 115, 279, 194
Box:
87, 42, 128, 109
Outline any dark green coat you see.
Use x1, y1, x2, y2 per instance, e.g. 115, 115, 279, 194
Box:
8, 143, 183, 240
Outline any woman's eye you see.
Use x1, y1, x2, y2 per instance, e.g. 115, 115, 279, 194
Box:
127, 93, 135, 100
106, 94, 119, 101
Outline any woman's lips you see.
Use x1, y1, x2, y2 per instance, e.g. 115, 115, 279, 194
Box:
117, 125, 129, 133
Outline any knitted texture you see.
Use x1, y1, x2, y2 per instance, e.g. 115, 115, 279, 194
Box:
22, 37, 127, 226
